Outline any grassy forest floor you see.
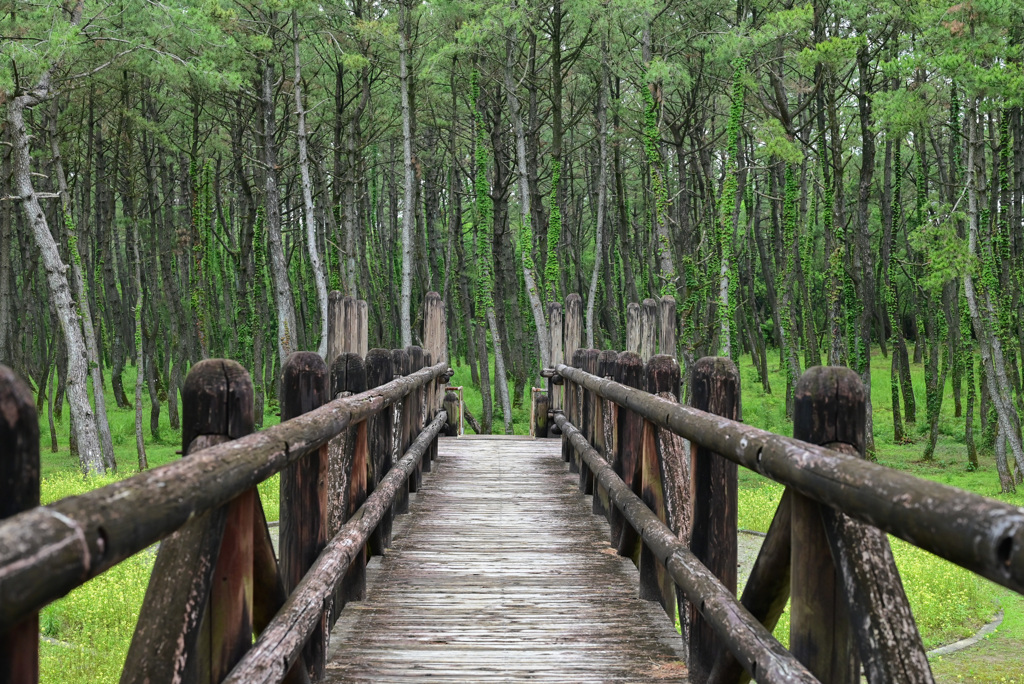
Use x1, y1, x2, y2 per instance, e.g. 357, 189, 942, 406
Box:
32, 347, 1024, 683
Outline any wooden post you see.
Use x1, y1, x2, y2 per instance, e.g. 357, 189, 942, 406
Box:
423, 292, 447, 464
706, 490, 793, 684
659, 295, 676, 358
405, 347, 426, 488
790, 366, 860, 684
0, 366, 39, 684
626, 302, 641, 355
444, 391, 462, 437
640, 298, 657, 362
366, 349, 395, 553
391, 348, 411, 514
567, 349, 585, 472
564, 294, 583, 374
341, 296, 357, 353
355, 300, 369, 358
548, 302, 563, 410
280, 352, 330, 682
689, 356, 740, 682
123, 359, 255, 684
330, 353, 368, 614
327, 290, 345, 366
593, 350, 618, 518
639, 355, 687, 628
613, 352, 644, 556
578, 349, 600, 495
532, 389, 549, 439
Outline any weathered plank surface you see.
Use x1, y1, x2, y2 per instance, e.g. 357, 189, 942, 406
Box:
324, 436, 686, 683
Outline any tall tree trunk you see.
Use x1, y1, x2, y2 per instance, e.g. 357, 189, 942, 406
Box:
504, 23, 551, 369
261, 55, 299, 363
585, 42, 610, 350
293, 10, 328, 357
398, 0, 415, 348
8, 78, 105, 474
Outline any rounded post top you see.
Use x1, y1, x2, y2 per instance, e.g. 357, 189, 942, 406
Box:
331, 352, 367, 396
690, 356, 740, 420
281, 352, 330, 421
793, 365, 866, 455
646, 354, 681, 398
182, 359, 255, 451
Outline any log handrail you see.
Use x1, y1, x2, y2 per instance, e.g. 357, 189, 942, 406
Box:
0, 360, 448, 633
555, 412, 816, 684
223, 411, 447, 684
554, 362, 1024, 594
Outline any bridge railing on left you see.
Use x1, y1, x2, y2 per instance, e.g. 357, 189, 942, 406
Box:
0, 292, 451, 684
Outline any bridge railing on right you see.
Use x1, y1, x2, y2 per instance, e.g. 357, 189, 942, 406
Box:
551, 353, 1024, 684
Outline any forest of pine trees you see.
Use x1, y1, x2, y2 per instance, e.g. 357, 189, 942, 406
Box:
2, 0, 1023, 490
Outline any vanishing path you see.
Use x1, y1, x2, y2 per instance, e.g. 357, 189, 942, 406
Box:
324, 435, 686, 683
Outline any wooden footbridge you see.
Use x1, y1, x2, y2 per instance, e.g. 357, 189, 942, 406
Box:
2, 292, 1023, 684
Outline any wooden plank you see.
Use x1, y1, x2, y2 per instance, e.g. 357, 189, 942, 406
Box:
323, 436, 685, 684
689, 356, 740, 682
281, 352, 331, 682
0, 366, 39, 684
791, 366, 859, 684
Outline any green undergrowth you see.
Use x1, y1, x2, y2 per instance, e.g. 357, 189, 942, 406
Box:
29, 346, 1024, 682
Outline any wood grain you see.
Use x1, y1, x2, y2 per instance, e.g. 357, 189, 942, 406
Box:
324, 436, 686, 683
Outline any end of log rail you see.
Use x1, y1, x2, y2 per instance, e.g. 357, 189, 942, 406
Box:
281, 352, 331, 682
222, 411, 447, 684
553, 362, 1024, 597
1, 365, 40, 684
689, 356, 740, 682
554, 412, 817, 684
0, 361, 447, 636
122, 359, 255, 684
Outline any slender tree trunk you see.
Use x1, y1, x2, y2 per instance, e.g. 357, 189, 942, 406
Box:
8, 82, 105, 474
398, 0, 415, 348
262, 55, 299, 363
504, 24, 551, 369
585, 43, 610, 350
293, 10, 329, 357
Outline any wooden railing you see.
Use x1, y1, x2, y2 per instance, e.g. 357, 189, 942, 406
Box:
0, 293, 450, 683
551, 350, 1024, 684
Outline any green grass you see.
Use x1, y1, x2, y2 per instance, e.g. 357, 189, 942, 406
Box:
29, 346, 1024, 682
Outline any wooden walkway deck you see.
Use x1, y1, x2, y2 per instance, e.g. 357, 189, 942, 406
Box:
324, 435, 687, 683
